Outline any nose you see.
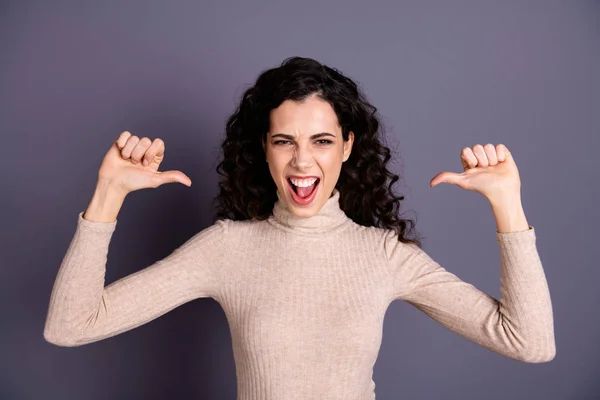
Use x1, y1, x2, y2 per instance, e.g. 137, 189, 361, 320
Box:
291, 145, 314, 169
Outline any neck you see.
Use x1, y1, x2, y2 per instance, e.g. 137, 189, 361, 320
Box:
268, 189, 351, 235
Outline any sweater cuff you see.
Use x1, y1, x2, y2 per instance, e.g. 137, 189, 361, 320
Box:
77, 211, 117, 234
496, 225, 535, 242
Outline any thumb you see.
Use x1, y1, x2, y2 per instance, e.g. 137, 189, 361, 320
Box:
429, 171, 463, 188
153, 170, 192, 188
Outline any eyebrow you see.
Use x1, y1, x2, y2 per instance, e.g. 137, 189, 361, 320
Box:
270, 132, 336, 140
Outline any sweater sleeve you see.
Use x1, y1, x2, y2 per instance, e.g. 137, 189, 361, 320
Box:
43, 212, 227, 347
386, 226, 555, 363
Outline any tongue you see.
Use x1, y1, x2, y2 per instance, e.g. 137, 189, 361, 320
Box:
296, 182, 317, 198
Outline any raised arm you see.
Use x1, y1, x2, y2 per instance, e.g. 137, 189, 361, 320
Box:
388, 142, 556, 362
43, 211, 227, 347
43, 131, 225, 346
387, 226, 555, 363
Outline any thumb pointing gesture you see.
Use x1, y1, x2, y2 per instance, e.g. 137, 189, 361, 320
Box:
99, 131, 192, 195
429, 143, 521, 202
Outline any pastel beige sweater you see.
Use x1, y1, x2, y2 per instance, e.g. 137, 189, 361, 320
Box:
44, 189, 555, 399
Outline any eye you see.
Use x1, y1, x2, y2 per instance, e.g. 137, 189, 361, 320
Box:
315, 139, 333, 145
273, 140, 292, 145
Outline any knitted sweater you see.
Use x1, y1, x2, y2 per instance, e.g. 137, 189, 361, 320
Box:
43, 189, 555, 400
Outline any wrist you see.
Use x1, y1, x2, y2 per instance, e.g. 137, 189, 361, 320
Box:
83, 180, 127, 222
489, 198, 529, 233
95, 178, 128, 199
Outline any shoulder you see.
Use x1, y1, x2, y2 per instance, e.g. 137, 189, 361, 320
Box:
206, 217, 272, 241
353, 224, 422, 263
179, 218, 257, 255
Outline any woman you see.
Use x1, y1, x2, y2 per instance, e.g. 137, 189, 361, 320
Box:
44, 57, 555, 399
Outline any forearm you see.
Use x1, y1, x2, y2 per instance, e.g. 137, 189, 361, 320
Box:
44, 214, 117, 346
495, 227, 555, 361
490, 197, 555, 360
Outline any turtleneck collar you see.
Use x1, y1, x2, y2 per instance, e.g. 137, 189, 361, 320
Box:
267, 188, 352, 235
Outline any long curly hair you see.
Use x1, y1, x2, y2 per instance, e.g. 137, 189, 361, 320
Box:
213, 56, 421, 246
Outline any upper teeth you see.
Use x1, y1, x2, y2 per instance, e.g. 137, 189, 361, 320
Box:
290, 177, 317, 187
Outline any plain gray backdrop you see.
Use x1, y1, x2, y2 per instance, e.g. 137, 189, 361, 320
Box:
1, 1, 598, 399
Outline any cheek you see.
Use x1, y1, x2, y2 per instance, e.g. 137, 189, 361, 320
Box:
267, 151, 290, 176
316, 150, 344, 172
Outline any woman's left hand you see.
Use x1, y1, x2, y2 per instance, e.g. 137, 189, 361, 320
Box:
429, 143, 521, 203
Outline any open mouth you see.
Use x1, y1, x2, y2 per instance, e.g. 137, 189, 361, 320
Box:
287, 177, 321, 205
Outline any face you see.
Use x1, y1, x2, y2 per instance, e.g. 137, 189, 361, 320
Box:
263, 94, 354, 218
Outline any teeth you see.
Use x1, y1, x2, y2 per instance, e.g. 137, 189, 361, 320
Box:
289, 177, 318, 187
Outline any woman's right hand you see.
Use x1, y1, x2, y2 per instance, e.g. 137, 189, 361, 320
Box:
98, 131, 192, 196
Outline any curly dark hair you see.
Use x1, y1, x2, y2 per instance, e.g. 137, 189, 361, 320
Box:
212, 56, 422, 246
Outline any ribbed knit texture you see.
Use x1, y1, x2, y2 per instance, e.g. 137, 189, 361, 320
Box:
44, 189, 555, 399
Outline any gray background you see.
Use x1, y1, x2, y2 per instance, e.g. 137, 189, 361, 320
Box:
1, 1, 598, 399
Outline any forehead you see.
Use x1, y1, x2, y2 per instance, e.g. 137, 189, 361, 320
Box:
268, 96, 340, 135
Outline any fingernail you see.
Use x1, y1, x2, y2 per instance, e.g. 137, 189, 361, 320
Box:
143, 159, 148, 166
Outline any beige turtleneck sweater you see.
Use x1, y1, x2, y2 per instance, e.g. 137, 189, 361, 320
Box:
43, 189, 555, 399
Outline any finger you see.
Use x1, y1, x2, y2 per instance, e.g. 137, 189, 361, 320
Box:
131, 137, 152, 164
461, 147, 478, 171
151, 170, 192, 187
142, 138, 165, 166
121, 135, 140, 159
484, 143, 498, 166
496, 143, 508, 162
116, 131, 132, 150
472, 144, 489, 167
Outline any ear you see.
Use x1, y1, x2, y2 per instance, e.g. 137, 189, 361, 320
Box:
343, 131, 354, 162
